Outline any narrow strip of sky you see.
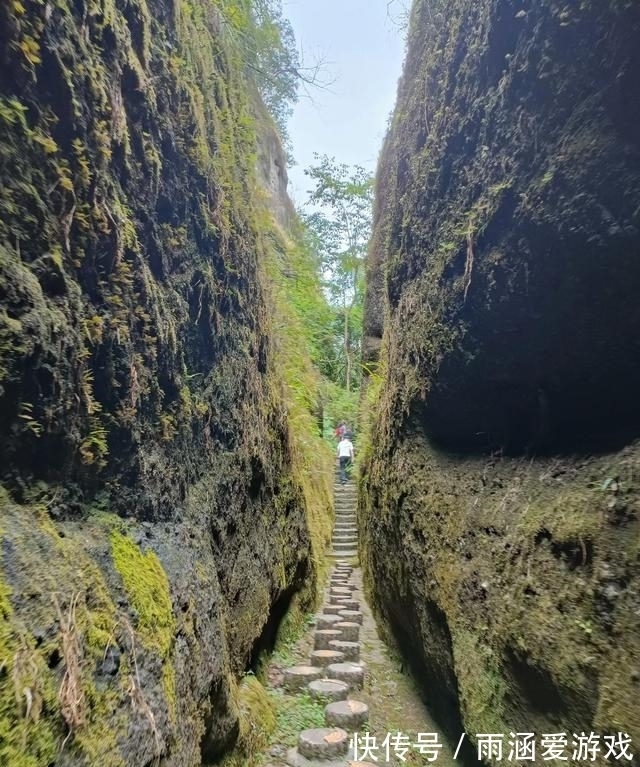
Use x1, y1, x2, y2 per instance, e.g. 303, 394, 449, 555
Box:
284, 0, 408, 206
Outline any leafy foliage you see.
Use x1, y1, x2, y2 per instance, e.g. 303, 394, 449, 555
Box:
218, 0, 301, 142
303, 154, 374, 393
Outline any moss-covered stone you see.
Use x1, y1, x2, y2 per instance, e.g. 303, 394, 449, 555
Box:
110, 530, 176, 717
362, 0, 640, 761
0, 0, 332, 763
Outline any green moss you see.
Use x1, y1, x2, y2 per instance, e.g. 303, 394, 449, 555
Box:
220, 675, 276, 767
0, 520, 60, 766
451, 630, 506, 736
268, 690, 325, 747
110, 531, 176, 717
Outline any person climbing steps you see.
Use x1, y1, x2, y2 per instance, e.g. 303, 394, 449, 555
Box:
337, 434, 355, 485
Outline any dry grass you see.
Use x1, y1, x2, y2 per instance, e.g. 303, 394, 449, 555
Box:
122, 617, 163, 763
56, 592, 85, 746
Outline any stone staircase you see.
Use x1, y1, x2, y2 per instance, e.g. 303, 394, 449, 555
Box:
330, 480, 358, 559
282, 561, 374, 767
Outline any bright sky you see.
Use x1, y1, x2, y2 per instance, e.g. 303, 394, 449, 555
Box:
283, 0, 408, 206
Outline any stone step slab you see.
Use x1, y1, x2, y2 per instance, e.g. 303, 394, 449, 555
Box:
329, 587, 352, 597
283, 665, 324, 692
331, 599, 360, 611
307, 678, 349, 702
328, 640, 360, 661
329, 550, 358, 559
326, 662, 365, 690
298, 727, 349, 760
333, 543, 359, 553
316, 614, 344, 630
338, 609, 363, 625
321, 605, 343, 615
310, 649, 345, 667
285, 747, 349, 767
314, 629, 343, 649
333, 621, 360, 642
324, 699, 369, 729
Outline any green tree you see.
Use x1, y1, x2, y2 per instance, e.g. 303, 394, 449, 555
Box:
303, 155, 374, 393
218, 0, 330, 149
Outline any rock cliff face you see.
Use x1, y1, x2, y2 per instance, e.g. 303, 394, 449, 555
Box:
0, 0, 328, 764
362, 0, 640, 760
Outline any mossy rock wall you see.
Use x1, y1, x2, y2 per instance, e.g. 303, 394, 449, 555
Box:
0, 0, 329, 764
362, 0, 640, 761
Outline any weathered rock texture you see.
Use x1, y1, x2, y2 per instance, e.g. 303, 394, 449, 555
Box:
362, 0, 640, 762
0, 0, 330, 764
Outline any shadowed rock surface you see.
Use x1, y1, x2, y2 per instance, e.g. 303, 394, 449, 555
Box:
362, 0, 640, 760
0, 0, 329, 764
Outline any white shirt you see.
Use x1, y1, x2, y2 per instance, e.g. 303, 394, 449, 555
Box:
337, 439, 354, 458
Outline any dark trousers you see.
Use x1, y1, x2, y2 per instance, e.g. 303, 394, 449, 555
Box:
339, 456, 351, 483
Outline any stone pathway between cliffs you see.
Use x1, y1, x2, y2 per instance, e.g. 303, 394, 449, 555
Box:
262, 479, 458, 767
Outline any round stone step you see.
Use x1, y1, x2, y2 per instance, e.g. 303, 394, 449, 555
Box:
338, 609, 363, 625
328, 639, 360, 661
324, 699, 369, 729
314, 629, 343, 649
298, 727, 349, 760
326, 662, 365, 690
311, 649, 345, 667
283, 665, 324, 692
322, 605, 343, 615
334, 621, 360, 641
308, 678, 349, 702
331, 599, 360, 611
316, 614, 344, 629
